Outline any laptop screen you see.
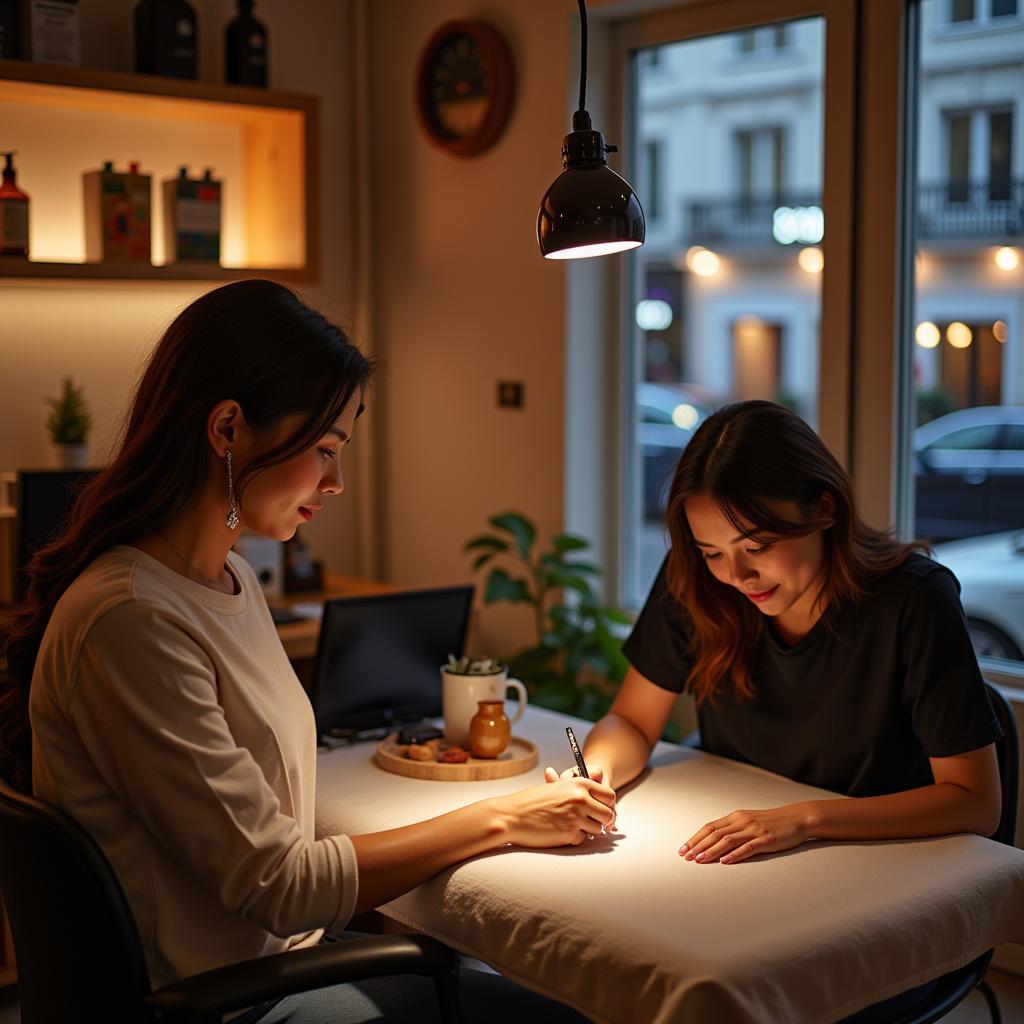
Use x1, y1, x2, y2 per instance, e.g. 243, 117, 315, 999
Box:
310, 585, 474, 734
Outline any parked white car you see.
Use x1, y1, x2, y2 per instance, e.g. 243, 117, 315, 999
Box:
933, 530, 1024, 661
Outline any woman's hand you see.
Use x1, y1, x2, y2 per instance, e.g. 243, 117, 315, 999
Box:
543, 763, 611, 787
680, 802, 816, 864
494, 777, 616, 848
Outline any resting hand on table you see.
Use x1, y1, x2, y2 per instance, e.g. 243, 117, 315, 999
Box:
496, 776, 616, 848
680, 802, 813, 864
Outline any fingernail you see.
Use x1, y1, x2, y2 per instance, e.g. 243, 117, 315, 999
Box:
685, 852, 695, 861
679, 844, 688, 853
695, 853, 705, 862
721, 857, 731, 864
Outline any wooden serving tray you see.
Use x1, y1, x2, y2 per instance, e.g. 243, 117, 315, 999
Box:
375, 734, 538, 781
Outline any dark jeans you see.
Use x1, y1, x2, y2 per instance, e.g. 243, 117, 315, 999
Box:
231, 931, 590, 1024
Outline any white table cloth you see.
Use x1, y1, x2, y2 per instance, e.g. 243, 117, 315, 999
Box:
315, 706, 1024, 1024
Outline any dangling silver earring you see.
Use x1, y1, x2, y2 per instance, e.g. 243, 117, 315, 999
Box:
225, 449, 240, 530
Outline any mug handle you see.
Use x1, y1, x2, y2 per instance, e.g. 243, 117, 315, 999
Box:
505, 677, 528, 725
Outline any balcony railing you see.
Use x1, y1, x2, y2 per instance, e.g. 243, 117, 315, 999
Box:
685, 180, 1024, 247
917, 180, 1024, 241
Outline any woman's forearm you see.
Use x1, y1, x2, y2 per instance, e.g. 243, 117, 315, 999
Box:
350, 800, 506, 914
582, 713, 655, 790
805, 782, 1000, 842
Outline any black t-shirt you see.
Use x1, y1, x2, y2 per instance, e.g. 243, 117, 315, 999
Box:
623, 552, 1002, 797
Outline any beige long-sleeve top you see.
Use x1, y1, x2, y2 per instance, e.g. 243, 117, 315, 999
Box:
30, 545, 358, 989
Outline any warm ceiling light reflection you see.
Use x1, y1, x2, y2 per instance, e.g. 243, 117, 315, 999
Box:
798, 246, 824, 273
915, 321, 940, 349
689, 247, 721, 277
994, 247, 1020, 272
946, 321, 973, 349
993, 320, 1007, 343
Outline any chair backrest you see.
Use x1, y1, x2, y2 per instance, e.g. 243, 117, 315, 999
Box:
0, 778, 152, 1024
984, 681, 1020, 847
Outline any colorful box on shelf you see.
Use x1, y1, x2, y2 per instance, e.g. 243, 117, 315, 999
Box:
162, 166, 221, 264
83, 161, 151, 264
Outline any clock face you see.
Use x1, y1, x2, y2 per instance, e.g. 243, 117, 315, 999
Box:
417, 22, 515, 157
427, 33, 490, 141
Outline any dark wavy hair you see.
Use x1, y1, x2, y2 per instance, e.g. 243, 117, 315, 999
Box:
664, 400, 927, 705
1, 279, 374, 791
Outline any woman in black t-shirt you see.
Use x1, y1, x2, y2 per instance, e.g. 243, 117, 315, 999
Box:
545, 400, 1001, 867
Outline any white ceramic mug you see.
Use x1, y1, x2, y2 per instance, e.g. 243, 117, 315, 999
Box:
442, 667, 527, 746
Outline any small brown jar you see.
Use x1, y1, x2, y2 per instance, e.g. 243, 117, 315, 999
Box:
469, 699, 510, 759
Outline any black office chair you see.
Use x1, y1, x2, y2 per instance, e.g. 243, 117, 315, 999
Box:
0, 777, 465, 1024
848, 681, 1018, 1024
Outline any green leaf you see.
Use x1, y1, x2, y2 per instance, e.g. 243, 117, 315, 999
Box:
552, 534, 590, 554
559, 561, 602, 576
484, 567, 533, 605
601, 607, 634, 626
472, 551, 498, 571
488, 512, 536, 560
508, 645, 559, 681
531, 681, 580, 715
546, 573, 594, 597
463, 535, 509, 554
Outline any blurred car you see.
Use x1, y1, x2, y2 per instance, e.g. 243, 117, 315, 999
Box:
914, 405, 1024, 542
934, 530, 1024, 661
638, 383, 713, 520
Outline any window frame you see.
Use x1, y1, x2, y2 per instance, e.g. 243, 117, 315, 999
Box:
592, 0, 1024, 687
607, 0, 857, 607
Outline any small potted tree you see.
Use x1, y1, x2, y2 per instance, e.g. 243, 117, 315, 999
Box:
45, 377, 92, 469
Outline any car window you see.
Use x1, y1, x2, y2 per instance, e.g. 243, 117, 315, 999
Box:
925, 424, 1000, 451
999, 425, 1024, 451
640, 404, 674, 425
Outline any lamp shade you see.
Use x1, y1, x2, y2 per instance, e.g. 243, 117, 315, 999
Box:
537, 126, 645, 260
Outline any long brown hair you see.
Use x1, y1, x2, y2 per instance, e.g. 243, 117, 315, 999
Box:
665, 400, 927, 705
1, 279, 374, 791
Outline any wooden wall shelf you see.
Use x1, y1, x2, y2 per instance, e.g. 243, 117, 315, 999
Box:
0, 60, 319, 282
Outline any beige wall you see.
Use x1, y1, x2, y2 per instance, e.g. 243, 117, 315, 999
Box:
0, 0, 363, 573
366, 1, 582, 653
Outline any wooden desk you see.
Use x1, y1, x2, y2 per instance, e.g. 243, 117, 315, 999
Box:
271, 573, 393, 678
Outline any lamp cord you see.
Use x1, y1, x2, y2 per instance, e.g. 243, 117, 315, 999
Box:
577, 0, 588, 112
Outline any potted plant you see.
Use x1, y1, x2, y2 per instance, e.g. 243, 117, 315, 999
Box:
464, 511, 634, 723
45, 377, 92, 469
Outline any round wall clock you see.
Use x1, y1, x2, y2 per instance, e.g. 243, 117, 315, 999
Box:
416, 20, 515, 158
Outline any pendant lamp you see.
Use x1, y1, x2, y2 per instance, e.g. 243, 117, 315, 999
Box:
537, 0, 645, 260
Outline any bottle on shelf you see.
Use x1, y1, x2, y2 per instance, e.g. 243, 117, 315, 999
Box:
134, 0, 197, 80
0, 0, 19, 59
0, 150, 29, 258
225, 0, 267, 88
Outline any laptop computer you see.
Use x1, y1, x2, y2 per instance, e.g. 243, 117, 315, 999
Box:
310, 585, 474, 737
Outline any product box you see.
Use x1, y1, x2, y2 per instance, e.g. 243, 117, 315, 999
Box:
19, 0, 78, 66
161, 167, 221, 264
83, 162, 152, 264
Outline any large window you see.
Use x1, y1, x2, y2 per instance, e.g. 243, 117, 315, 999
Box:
623, 17, 825, 605
907, 0, 1024, 665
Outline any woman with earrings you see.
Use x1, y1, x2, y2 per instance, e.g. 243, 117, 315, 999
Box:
0, 280, 607, 1023
548, 400, 1001, 859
